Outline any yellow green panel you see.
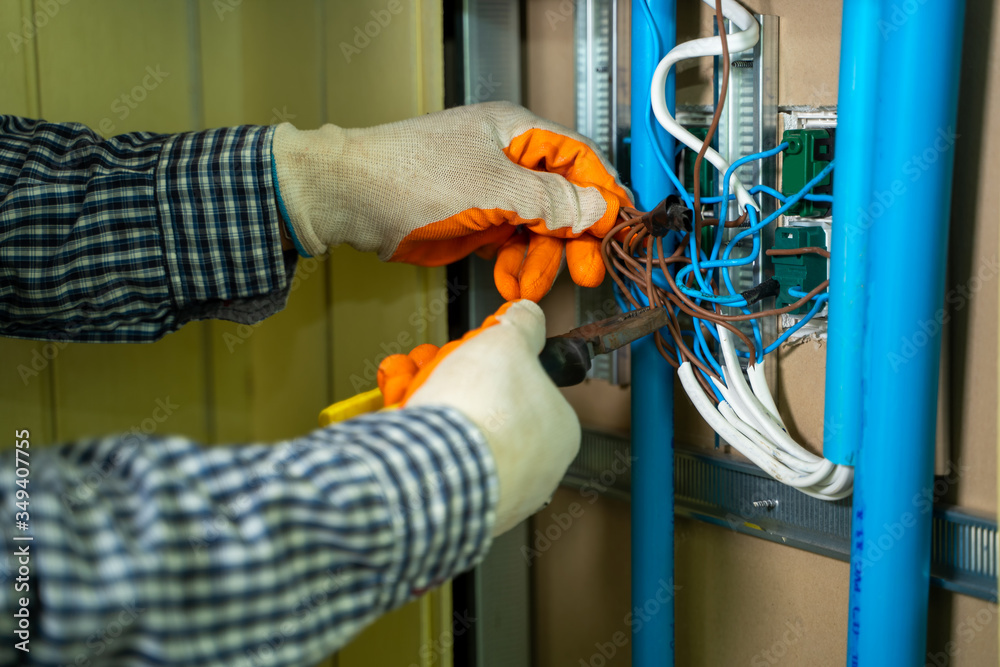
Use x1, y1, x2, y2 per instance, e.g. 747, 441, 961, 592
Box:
197, 0, 244, 128
199, 0, 325, 129
212, 258, 331, 444
0, 339, 55, 447
53, 331, 210, 443
328, 248, 448, 401
34, 0, 194, 133
339, 585, 451, 667
325, 0, 426, 127
319, 4, 449, 664
237, 0, 325, 128
199, 0, 330, 446
0, 1, 34, 117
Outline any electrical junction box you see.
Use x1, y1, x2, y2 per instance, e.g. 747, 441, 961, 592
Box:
780, 128, 834, 217
777, 109, 835, 339
772, 226, 828, 315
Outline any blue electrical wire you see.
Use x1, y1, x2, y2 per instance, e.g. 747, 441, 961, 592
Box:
758, 160, 836, 227
699, 184, 834, 205
606, 134, 836, 371
763, 294, 828, 354
709, 142, 789, 264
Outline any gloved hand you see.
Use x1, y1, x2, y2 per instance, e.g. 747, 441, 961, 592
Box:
272, 102, 632, 301
377, 301, 580, 536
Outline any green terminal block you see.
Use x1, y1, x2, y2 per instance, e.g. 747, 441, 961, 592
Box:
684, 127, 716, 198
771, 227, 827, 315
780, 128, 835, 217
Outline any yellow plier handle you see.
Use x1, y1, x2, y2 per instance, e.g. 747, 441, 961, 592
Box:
318, 388, 386, 426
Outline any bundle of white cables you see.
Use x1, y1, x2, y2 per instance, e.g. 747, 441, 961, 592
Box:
648, 0, 853, 500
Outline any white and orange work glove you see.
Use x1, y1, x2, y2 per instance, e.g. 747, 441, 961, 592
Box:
272, 102, 633, 301
377, 301, 580, 536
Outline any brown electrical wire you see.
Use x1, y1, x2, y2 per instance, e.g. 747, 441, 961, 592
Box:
691, 0, 732, 256
766, 247, 831, 258
602, 204, 832, 399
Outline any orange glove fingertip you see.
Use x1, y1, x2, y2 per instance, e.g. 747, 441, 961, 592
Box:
377, 354, 419, 394
408, 343, 440, 369
495, 234, 528, 301
382, 374, 414, 406
519, 235, 563, 302
566, 235, 606, 288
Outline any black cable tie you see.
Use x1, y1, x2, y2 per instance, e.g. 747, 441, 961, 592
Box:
741, 278, 780, 306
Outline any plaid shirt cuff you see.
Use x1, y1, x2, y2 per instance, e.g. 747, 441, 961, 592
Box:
156, 125, 292, 328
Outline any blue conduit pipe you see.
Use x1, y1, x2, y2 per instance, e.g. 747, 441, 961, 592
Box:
847, 1, 965, 664
630, 1, 676, 665
823, 0, 881, 467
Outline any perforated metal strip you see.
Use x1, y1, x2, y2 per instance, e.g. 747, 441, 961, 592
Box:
564, 429, 998, 602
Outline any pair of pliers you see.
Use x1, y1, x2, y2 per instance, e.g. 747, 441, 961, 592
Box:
319, 306, 670, 425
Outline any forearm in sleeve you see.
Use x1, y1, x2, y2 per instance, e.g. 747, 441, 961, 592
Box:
0, 115, 293, 343
0, 406, 497, 666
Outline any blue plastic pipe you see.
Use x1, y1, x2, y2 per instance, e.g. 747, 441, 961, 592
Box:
630, 1, 675, 665
847, 1, 965, 664
823, 0, 881, 467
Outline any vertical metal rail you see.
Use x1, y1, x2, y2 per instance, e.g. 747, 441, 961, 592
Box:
847, 1, 966, 664
824, 0, 880, 467
630, 1, 675, 664
715, 15, 778, 387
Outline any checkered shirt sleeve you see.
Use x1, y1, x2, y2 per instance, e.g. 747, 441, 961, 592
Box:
0, 407, 498, 666
0, 115, 293, 343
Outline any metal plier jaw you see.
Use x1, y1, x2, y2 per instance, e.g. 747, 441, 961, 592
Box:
539, 306, 671, 386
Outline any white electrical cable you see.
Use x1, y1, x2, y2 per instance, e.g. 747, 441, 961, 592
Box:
680, 362, 850, 500
651, 0, 853, 500
718, 325, 852, 499
649, 0, 759, 213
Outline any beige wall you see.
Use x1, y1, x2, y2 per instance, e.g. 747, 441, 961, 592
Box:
526, 0, 999, 664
